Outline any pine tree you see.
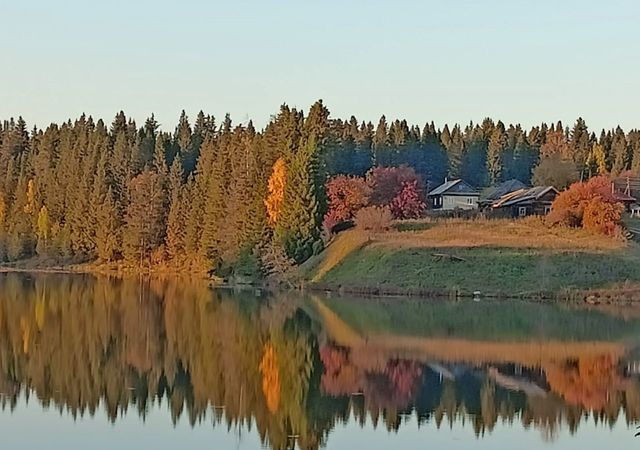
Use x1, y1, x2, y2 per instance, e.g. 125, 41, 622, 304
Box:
175, 110, 196, 174
461, 131, 488, 187
569, 117, 590, 178
276, 135, 322, 263
373, 116, 389, 166
153, 133, 169, 176
132, 115, 158, 172
95, 188, 119, 262
610, 126, 630, 175
123, 171, 166, 263
447, 125, 464, 178
487, 123, 506, 184
165, 156, 186, 263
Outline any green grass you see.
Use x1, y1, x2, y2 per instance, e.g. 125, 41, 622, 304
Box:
317, 296, 640, 342
305, 219, 640, 298
318, 246, 640, 296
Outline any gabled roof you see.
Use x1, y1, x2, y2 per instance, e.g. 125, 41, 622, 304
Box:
492, 186, 558, 208
428, 179, 478, 196
597, 184, 636, 202
480, 179, 528, 203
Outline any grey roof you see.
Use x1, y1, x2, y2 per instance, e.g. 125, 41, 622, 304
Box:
428, 179, 479, 196
480, 179, 528, 203
492, 186, 558, 207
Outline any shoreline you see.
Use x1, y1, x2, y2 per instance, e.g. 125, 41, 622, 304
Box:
1, 263, 639, 306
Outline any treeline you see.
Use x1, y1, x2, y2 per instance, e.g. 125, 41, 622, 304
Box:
1, 101, 639, 274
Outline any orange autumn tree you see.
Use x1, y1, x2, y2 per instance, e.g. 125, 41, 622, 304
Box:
265, 158, 286, 226
548, 176, 623, 235
259, 342, 280, 413
544, 355, 620, 410
583, 196, 624, 236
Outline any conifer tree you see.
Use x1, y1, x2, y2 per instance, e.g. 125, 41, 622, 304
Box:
165, 156, 186, 263
95, 188, 119, 262
487, 123, 506, 184
276, 136, 322, 263
123, 171, 166, 263
610, 126, 630, 175
569, 118, 590, 178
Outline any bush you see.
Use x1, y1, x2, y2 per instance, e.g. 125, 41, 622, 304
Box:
324, 175, 371, 221
583, 197, 623, 236
366, 165, 424, 207
548, 176, 623, 235
355, 206, 393, 232
390, 180, 426, 219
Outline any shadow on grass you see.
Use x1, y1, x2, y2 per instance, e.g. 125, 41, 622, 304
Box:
393, 221, 436, 232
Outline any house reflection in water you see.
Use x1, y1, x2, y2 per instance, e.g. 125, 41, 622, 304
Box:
0, 273, 638, 450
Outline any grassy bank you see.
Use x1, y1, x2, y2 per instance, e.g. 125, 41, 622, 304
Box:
300, 217, 640, 300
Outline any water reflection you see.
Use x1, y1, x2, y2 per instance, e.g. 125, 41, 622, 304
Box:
0, 273, 638, 449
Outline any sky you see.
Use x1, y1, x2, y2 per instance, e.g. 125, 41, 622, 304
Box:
1, 0, 639, 132
0, 397, 635, 450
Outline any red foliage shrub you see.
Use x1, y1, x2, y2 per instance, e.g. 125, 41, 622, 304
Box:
323, 175, 371, 231
548, 176, 623, 235
390, 180, 426, 219
366, 166, 426, 219
366, 166, 423, 206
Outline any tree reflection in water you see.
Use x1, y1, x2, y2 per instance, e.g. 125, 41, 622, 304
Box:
0, 273, 638, 449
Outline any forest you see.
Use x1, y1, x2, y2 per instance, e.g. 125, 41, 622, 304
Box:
1, 101, 639, 276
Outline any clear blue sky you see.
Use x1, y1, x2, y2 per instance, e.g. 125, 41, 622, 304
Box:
2, 0, 639, 132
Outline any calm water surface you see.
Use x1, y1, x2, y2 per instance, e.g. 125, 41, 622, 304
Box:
0, 273, 638, 449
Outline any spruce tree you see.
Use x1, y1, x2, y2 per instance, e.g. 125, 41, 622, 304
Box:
95, 188, 119, 262
487, 123, 506, 184
165, 156, 186, 263
123, 170, 166, 264
569, 117, 590, 178
610, 126, 630, 175
276, 135, 322, 263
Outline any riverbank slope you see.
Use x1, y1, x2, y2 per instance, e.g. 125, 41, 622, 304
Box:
299, 217, 640, 301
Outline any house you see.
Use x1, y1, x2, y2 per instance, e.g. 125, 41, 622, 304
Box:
479, 179, 528, 208
428, 179, 479, 210
491, 186, 558, 218
603, 181, 636, 211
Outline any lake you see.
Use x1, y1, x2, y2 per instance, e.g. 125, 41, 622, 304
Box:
0, 272, 638, 449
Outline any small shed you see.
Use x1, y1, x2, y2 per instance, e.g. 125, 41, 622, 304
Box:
492, 186, 558, 217
428, 179, 479, 210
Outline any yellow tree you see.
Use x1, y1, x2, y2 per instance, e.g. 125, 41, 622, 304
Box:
587, 144, 607, 176
36, 206, 50, 255
0, 196, 5, 226
265, 158, 286, 226
259, 342, 280, 413
23, 179, 36, 214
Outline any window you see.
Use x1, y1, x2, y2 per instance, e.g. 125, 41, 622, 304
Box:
466, 198, 474, 205
544, 205, 551, 215
518, 206, 527, 217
